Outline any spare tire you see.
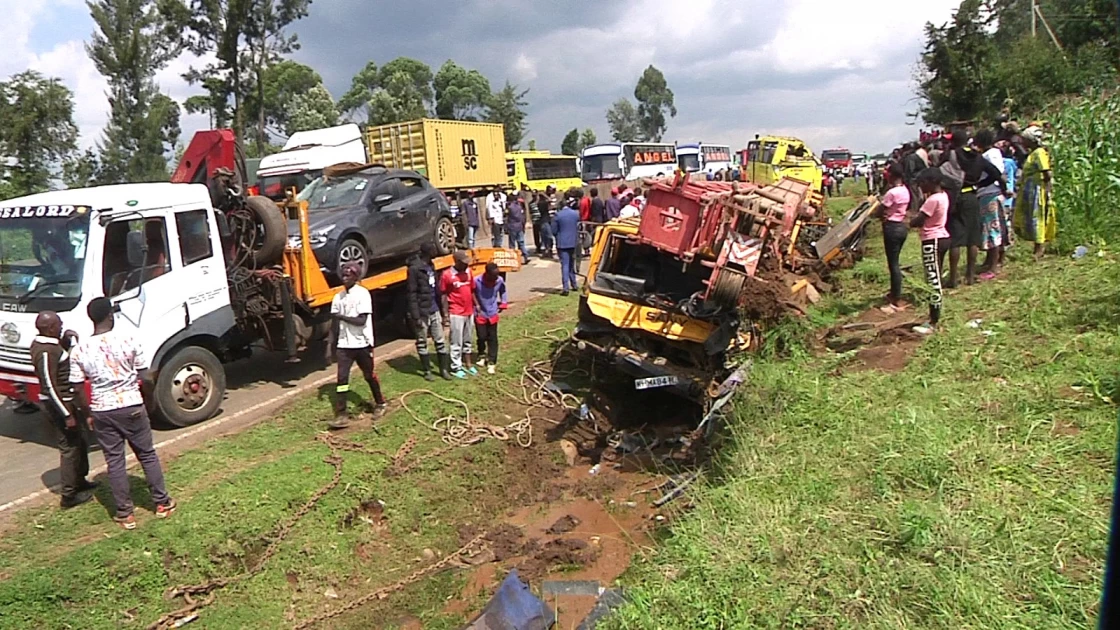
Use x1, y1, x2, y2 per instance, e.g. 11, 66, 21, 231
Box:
245, 195, 286, 267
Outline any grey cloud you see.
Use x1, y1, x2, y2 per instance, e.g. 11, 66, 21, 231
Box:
286, 0, 944, 155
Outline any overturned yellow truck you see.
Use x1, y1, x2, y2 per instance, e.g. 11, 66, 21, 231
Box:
573, 175, 826, 406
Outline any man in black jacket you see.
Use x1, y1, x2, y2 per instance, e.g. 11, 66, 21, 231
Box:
406, 242, 451, 381
31, 311, 95, 508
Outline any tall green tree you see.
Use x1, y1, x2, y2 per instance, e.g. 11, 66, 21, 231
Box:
160, 0, 311, 141
87, 0, 182, 183
486, 81, 529, 150
0, 71, 79, 195
244, 0, 311, 153
579, 128, 597, 151
917, 0, 998, 124
338, 60, 379, 122
433, 60, 491, 120
285, 84, 339, 135
338, 58, 434, 125
606, 98, 641, 142
633, 65, 676, 142
560, 128, 580, 156
244, 60, 321, 149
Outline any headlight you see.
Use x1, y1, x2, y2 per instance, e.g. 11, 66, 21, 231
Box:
288, 225, 335, 249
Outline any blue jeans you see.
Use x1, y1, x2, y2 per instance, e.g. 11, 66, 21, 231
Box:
558, 248, 578, 292
467, 225, 478, 249
490, 222, 503, 247
538, 222, 554, 254
508, 229, 530, 260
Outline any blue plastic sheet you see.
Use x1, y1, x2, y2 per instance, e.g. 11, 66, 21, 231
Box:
461, 569, 554, 630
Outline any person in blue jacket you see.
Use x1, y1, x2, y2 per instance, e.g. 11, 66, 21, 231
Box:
551, 194, 581, 296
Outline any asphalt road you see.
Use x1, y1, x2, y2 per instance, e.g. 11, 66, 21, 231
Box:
0, 257, 565, 512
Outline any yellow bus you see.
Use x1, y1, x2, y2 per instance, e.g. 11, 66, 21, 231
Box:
506, 151, 583, 192
742, 136, 823, 192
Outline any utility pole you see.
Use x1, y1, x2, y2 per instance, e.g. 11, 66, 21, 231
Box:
1031, 0, 1037, 37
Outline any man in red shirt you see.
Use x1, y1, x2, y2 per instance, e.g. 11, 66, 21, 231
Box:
440, 250, 477, 378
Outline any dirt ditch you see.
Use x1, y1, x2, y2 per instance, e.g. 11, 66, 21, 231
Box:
823, 307, 926, 373
427, 372, 705, 629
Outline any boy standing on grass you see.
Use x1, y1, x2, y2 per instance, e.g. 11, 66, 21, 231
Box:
910, 168, 951, 334
473, 263, 508, 374
329, 264, 387, 430
441, 250, 478, 379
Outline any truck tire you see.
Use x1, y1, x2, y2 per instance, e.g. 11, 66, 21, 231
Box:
245, 195, 286, 267
155, 346, 226, 427
434, 217, 456, 255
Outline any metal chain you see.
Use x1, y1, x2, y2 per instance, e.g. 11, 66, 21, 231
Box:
290, 533, 489, 630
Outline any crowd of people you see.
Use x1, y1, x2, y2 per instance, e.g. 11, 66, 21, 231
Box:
875, 121, 1054, 331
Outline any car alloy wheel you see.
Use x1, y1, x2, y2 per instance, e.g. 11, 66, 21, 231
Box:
337, 239, 368, 278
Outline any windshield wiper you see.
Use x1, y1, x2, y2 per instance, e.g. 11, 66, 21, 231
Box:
18, 280, 76, 304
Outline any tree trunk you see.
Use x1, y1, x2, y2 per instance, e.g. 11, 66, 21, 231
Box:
257, 40, 266, 156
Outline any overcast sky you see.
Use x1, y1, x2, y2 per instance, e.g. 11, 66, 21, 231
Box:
5, 0, 962, 157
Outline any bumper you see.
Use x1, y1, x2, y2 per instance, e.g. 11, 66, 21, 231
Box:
0, 371, 41, 402
573, 327, 707, 400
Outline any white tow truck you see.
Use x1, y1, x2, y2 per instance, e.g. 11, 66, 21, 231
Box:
0, 181, 519, 427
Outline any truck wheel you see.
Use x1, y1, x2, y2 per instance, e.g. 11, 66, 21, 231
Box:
245, 195, 286, 266
155, 346, 226, 427
434, 217, 456, 255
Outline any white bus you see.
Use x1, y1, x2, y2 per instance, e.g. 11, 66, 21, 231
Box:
677, 143, 733, 175
580, 142, 677, 183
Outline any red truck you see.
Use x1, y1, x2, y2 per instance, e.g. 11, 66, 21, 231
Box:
820, 148, 852, 173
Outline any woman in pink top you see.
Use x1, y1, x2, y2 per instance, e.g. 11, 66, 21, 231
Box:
909, 168, 951, 329
876, 163, 910, 309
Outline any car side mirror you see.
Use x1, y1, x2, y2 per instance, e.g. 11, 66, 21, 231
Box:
373, 193, 393, 209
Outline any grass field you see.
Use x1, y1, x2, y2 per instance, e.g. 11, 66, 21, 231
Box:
604, 198, 1118, 628
0, 295, 578, 630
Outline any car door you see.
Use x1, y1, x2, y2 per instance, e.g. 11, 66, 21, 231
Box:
393, 176, 435, 253
361, 178, 400, 263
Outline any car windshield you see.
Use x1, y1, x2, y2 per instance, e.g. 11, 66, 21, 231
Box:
525, 158, 578, 181
0, 210, 90, 310
822, 151, 851, 162
298, 174, 372, 210
581, 155, 622, 181
678, 154, 701, 172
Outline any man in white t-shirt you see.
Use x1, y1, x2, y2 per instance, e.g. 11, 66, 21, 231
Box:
330, 264, 387, 429
486, 188, 506, 247
69, 297, 174, 530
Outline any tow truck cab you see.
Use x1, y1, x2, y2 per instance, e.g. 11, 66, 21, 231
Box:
0, 184, 241, 426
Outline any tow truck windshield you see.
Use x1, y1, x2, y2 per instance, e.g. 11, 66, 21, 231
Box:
0, 209, 90, 312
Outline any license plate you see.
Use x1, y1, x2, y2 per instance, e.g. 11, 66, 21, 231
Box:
634, 375, 679, 390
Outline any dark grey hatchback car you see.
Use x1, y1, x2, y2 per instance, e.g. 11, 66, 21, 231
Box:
288, 166, 457, 279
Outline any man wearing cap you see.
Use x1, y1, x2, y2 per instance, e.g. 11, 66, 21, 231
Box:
330, 264, 387, 429
70, 297, 174, 530
440, 251, 477, 378
31, 311, 96, 509
605, 187, 622, 221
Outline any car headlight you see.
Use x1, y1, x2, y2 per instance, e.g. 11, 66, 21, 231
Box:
288, 225, 335, 249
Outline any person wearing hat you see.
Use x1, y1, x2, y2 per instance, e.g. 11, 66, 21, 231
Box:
329, 263, 387, 429
1013, 125, 1055, 260
440, 250, 478, 378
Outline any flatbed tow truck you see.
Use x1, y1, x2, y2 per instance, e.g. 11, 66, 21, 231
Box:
0, 133, 520, 427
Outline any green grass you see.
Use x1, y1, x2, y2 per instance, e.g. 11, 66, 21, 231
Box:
0, 295, 575, 630
605, 200, 1118, 629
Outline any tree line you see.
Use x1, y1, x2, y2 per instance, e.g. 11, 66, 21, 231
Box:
0, 0, 534, 199
917, 0, 1117, 124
